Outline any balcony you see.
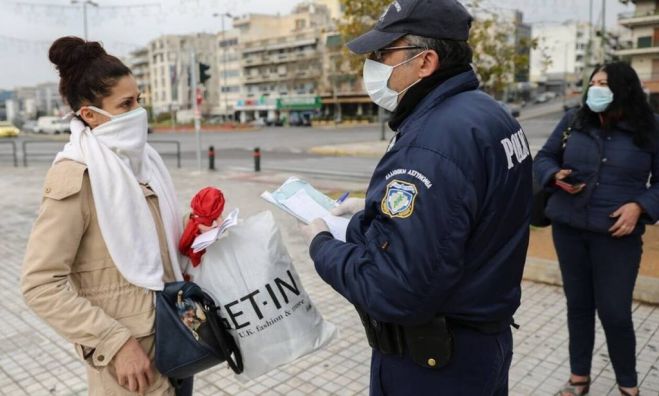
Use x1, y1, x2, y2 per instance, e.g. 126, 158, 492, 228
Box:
619, 10, 659, 27
242, 51, 318, 67
636, 72, 659, 93
616, 36, 659, 56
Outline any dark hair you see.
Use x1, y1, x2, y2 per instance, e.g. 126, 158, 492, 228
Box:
578, 61, 658, 148
49, 36, 132, 111
404, 34, 473, 68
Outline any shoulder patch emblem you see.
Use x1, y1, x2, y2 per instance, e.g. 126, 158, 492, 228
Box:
381, 180, 417, 219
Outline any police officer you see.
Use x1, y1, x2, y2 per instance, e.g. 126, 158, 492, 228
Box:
300, 0, 533, 394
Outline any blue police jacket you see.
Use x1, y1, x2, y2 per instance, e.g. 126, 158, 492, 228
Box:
534, 110, 659, 235
310, 70, 533, 326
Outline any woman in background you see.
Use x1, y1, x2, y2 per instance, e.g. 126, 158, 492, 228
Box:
535, 62, 659, 396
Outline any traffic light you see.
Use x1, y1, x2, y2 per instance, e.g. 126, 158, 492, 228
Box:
199, 62, 211, 84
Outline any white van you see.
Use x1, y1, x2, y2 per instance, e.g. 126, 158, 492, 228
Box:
37, 116, 70, 134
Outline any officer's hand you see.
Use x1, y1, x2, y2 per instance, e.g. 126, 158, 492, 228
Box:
331, 197, 365, 217
299, 218, 330, 245
113, 337, 154, 395
609, 202, 643, 238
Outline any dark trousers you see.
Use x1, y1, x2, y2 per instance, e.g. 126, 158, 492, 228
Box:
552, 222, 642, 388
370, 326, 513, 396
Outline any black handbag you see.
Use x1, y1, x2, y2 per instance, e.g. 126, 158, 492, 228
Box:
530, 178, 552, 227
155, 281, 243, 380
530, 116, 576, 227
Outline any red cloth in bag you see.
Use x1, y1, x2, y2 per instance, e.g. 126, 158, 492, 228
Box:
179, 187, 225, 267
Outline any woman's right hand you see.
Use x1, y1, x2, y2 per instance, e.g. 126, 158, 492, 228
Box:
554, 169, 585, 194
554, 169, 573, 181
113, 337, 154, 395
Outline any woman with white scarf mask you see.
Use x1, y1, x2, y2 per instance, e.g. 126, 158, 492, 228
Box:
21, 36, 191, 396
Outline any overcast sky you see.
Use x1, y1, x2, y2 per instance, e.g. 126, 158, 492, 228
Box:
0, 0, 632, 90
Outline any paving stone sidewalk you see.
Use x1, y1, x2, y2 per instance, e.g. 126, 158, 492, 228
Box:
0, 165, 658, 396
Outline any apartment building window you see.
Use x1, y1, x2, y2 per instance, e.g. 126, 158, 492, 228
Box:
295, 19, 306, 30
638, 36, 653, 48
221, 86, 240, 93
219, 38, 238, 48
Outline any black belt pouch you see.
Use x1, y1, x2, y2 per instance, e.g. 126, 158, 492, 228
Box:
404, 316, 453, 369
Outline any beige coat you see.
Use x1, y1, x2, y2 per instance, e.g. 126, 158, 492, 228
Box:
21, 160, 177, 395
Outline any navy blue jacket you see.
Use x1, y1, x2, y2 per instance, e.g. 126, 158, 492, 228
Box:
310, 70, 533, 326
534, 110, 659, 235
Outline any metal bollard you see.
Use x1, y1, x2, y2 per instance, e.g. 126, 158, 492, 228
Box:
253, 147, 261, 172
208, 145, 215, 171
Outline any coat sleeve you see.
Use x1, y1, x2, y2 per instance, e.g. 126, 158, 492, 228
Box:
534, 111, 573, 188
635, 141, 659, 223
309, 147, 478, 326
21, 168, 131, 367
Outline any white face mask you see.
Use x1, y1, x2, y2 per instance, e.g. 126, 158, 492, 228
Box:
363, 51, 426, 112
77, 106, 150, 180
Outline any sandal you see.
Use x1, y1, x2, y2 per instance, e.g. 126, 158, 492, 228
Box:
556, 377, 590, 396
619, 387, 639, 396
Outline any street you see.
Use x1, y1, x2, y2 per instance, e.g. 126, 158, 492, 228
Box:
2, 108, 566, 180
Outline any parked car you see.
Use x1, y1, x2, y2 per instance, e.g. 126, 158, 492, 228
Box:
497, 101, 521, 118
534, 91, 558, 104
22, 120, 38, 134
37, 116, 70, 134
0, 121, 20, 137
563, 98, 582, 112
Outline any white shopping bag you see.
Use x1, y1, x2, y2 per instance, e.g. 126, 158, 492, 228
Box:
187, 210, 336, 381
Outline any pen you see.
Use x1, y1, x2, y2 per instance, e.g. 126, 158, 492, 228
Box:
336, 192, 350, 204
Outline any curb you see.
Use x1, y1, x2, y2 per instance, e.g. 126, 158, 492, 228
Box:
308, 141, 389, 158
524, 257, 659, 305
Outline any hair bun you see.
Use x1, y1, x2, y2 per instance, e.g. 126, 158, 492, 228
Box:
49, 36, 107, 74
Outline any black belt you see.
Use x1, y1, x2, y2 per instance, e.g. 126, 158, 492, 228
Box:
356, 307, 518, 369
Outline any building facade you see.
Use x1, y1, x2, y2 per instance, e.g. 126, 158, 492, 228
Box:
531, 21, 624, 94
214, 30, 242, 121
617, 0, 659, 108
232, 3, 331, 124
127, 47, 152, 109
148, 33, 219, 118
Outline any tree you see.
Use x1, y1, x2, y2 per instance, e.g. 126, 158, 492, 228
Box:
338, 0, 537, 98
337, 0, 391, 71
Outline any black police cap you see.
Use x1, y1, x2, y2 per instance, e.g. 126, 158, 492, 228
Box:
347, 0, 473, 55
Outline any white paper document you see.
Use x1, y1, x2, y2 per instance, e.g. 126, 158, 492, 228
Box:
191, 208, 240, 252
280, 189, 329, 223
262, 178, 349, 242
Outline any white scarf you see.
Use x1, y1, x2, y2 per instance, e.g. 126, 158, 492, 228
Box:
55, 107, 183, 290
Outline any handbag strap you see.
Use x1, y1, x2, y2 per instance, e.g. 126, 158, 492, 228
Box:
206, 305, 244, 374
560, 115, 578, 152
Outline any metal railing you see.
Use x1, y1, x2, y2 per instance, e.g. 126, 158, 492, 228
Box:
21, 139, 181, 168
0, 140, 18, 167
22, 140, 65, 167
148, 140, 181, 168
619, 10, 659, 19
